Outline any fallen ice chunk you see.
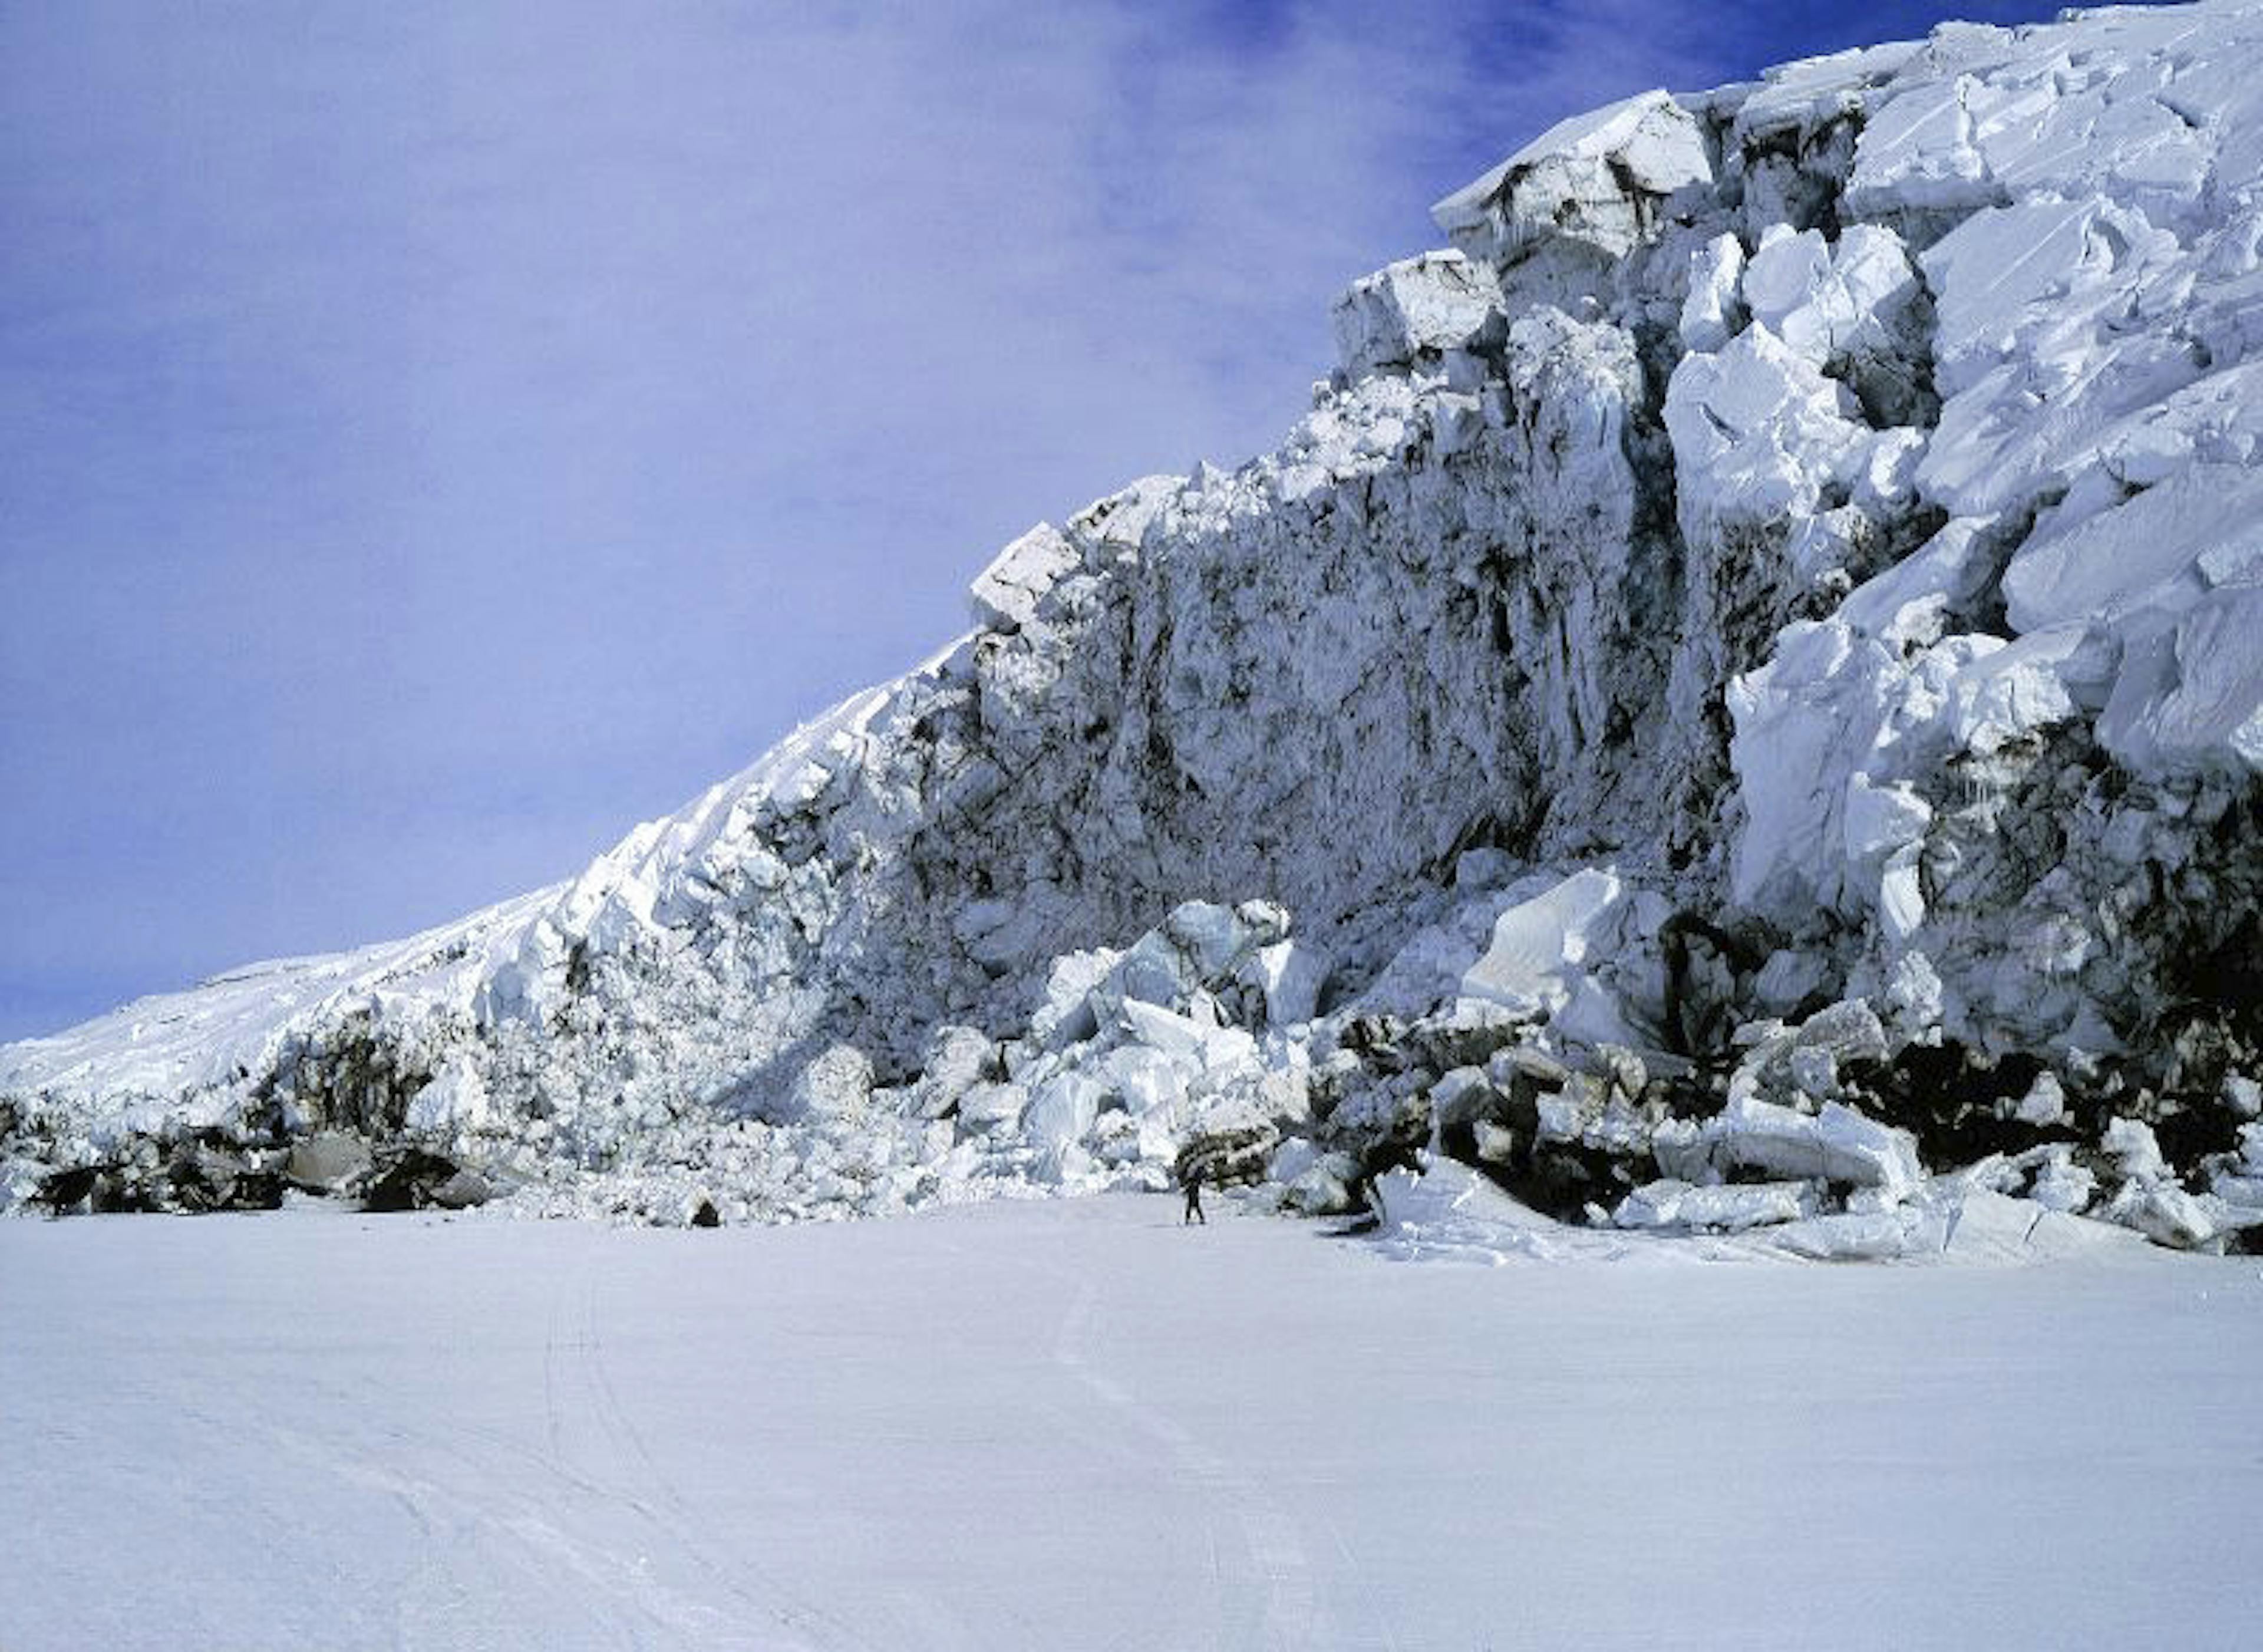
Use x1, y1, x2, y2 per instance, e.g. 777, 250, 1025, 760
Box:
1173, 900, 1286, 981
2227, 1076, 2263, 1121
1713, 1097, 1924, 1199
2026, 1148, 2096, 1216
1023, 1072, 1106, 1153
1236, 939, 1328, 1030
1613, 1178, 1813, 1233
1766, 1207, 1932, 1262
1266, 1137, 1322, 1189
2106, 1180, 2219, 1251
1459, 868, 1627, 1022
2007, 1071, 2067, 1129
283, 1131, 372, 1192
2102, 1116, 2167, 1182
1117, 999, 1257, 1079
1427, 1066, 1497, 1127
956, 1081, 1028, 1135
910, 1026, 997, 1120
1030, 949, 1117, 1050
1284, 1150, 1363, 1215
755, 1044, 875, 1129
1937, 1186, 2122, 1261
1090, 1043, 1193, 1121
1792, 1000, 1889, 1070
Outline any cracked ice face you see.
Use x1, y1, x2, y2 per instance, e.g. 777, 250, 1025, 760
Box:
11, 1, 2263, 1254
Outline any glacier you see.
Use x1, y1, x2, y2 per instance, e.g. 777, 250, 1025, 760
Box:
9, 0, 2263, 1256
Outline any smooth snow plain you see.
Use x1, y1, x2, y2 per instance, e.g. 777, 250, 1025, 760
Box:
4, 1193, 2259, 1651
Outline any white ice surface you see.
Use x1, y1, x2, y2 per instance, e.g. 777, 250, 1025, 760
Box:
4, 1193, 2258, 1652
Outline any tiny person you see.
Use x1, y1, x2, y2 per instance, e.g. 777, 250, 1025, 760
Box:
1182, 1160, 1206, 1225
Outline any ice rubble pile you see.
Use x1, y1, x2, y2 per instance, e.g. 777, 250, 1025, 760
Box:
8, 1, 2263, 1255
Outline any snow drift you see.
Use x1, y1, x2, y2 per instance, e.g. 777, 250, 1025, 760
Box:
9, 0, 2263, 1254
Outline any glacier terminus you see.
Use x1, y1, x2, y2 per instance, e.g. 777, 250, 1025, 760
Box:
8, 1, 2263, 1263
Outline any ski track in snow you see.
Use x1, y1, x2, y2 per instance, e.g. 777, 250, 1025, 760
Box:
5, 1194, 2263, 1651
245, 1290, 822, 1651
1049, 1268, 1320, 1650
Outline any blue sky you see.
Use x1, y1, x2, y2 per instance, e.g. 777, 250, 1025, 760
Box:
0, 1, 2145, 1041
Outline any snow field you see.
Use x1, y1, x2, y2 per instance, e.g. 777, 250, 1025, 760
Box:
3, 1193, 2259, 1651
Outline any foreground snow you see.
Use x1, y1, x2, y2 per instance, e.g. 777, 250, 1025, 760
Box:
4, 1192, 2257, 1651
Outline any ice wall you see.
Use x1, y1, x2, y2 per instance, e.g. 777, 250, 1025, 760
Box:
9, 1, 2263, 1248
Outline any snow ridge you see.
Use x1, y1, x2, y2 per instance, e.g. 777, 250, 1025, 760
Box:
8, 0, 2263, 1255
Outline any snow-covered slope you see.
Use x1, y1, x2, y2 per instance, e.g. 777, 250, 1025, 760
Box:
9, 0, 2263, 1252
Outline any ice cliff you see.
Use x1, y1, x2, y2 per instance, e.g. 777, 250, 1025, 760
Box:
10, 0, 2263, 1254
